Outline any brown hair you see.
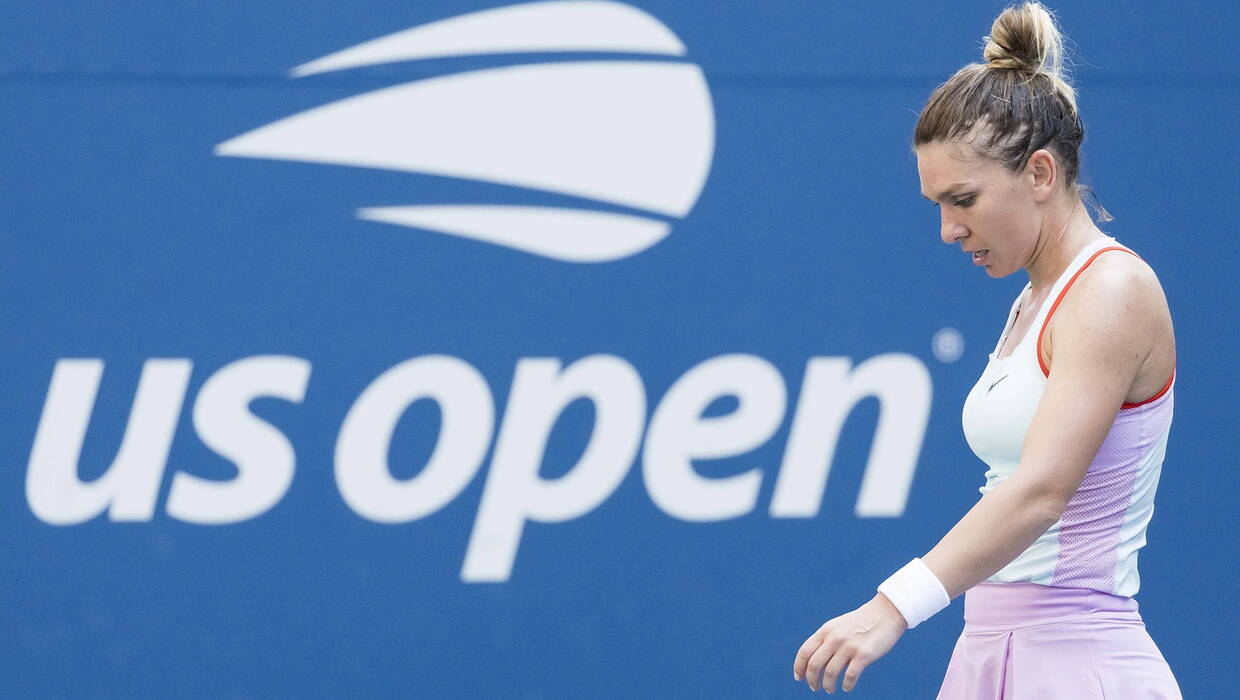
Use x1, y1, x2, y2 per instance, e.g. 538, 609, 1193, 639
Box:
914, 3, 1108, 218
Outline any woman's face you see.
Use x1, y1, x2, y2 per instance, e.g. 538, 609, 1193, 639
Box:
916, 139, 1041, 278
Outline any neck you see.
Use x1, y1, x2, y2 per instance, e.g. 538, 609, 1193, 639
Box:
1025, 198, 1105, 294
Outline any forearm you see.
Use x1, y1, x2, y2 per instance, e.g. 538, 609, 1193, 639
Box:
919, 479, 1062, 599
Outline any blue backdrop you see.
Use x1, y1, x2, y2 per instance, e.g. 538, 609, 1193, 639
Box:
3, 1, 1237, 697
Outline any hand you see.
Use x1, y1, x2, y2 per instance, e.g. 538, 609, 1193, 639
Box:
792, 593, 908, 693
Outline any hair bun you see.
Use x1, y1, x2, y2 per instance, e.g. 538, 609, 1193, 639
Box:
982, 2, 1064, 77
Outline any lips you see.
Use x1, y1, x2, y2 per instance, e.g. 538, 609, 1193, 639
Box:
971, 249, 989, 266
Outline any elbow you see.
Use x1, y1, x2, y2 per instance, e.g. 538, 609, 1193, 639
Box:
1037, 496, 1068, 526
1030, 488, 1070, 526
1012, 479, 1071, 525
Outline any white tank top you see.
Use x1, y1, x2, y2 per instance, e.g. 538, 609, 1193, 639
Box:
961, 236, 1175, 597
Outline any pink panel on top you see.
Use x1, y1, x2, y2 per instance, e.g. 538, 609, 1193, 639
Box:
1051, 388, 1174, 591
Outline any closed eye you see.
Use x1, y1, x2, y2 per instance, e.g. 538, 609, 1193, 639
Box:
929, 195, 974, 208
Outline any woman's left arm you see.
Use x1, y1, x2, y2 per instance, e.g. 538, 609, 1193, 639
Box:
793, 258, 1160, 693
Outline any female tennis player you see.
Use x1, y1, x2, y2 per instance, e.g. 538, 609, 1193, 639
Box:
791, 3, 1181, 696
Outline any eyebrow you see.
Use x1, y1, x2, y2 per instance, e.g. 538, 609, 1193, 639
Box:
921, 182, 971, 202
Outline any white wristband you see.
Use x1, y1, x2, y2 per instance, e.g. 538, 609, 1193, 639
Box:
876, 557, 950, 629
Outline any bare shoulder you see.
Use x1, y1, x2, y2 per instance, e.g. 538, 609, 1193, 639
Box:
1043, 246, 1176, 394
1046, 258, 1146, 366
1066, 248, 1167, 316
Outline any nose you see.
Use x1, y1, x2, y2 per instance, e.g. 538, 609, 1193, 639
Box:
940, 209, 967, 245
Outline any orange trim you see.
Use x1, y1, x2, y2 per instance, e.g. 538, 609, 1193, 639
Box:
1037, 246, 1138, 376
1037, 245, 1175, 408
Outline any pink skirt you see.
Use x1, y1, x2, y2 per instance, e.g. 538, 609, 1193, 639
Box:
936, 582, 1181, 699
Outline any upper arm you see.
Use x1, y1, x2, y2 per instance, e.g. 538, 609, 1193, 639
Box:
1011, 256, 1160, 514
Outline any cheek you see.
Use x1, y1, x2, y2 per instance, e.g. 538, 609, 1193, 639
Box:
978, 201, 1025, 242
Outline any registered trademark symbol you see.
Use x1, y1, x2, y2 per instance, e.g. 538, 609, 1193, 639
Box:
932, 328, 965, 363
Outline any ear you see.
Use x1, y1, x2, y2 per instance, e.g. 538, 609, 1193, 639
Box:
1027, 149, 1057, 202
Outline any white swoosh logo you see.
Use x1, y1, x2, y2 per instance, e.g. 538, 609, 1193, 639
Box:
215, 1, 715, 262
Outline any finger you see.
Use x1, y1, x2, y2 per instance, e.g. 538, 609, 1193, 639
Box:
842, 652, 874, 692
793, 632, 822, 681
805, 639, 838, 692
820, 645, 853, 694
